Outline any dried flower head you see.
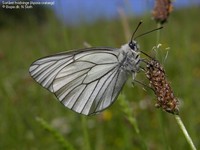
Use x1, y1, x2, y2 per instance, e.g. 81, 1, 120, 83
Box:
152, 0, 173, 24
146, 59, 179, 114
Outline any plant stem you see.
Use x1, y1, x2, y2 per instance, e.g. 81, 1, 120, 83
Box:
119, 94, 147, 150
81, 116, 91, 150
174, 115, 197, 150
155, 23, 162, 60
156, 23, 161, 45
36, 117, 74, 150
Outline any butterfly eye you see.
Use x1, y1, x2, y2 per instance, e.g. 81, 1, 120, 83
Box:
129, 42, 136, 50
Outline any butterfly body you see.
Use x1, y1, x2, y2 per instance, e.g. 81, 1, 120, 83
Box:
120, 42, 140, 75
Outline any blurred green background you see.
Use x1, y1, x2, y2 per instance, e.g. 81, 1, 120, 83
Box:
0, 1, 200, 150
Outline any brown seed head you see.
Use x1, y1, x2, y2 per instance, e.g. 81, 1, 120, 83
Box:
152, 0, 173, 24
146, 59, 179, 114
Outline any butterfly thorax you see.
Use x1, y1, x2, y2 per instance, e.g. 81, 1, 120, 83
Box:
119, 43, 140, 75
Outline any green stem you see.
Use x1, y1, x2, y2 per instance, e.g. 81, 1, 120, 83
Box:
36, 117, 74, 150
156, 23, 161, 45
174, 115, 197, 150
155, 23, 162, 59
119, 94, 147, 150
81, 116, 91, 150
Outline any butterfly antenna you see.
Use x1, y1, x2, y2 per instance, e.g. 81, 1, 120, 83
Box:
130, 21, 143, 42
134, 26, 163, 40
140, 50, 155, 60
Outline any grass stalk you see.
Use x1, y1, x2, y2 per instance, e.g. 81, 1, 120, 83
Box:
36, 117, 74, 150
174, 115, 197, 150
81, 116, 91, 150
119, 94, 139, 134
119, 94, 147, 150
156, 23, 161, 45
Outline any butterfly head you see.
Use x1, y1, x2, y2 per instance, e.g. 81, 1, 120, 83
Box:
128, 21, 142, 52
128, 40, 139, 52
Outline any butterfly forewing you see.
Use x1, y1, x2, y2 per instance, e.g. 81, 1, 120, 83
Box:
29, 48, 130, 115
29, 54, 74, 92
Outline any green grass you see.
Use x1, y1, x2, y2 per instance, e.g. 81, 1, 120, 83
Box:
0, 6, 200, 150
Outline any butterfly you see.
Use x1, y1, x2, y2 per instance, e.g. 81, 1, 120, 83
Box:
29, 22, 161, 115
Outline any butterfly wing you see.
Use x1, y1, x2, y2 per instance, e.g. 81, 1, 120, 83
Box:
29, 48, 128, 115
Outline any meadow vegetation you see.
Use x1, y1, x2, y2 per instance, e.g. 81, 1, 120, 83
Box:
0, 6, 199, 150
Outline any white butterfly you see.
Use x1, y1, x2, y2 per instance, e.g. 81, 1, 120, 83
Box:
29, 22, 160, 115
